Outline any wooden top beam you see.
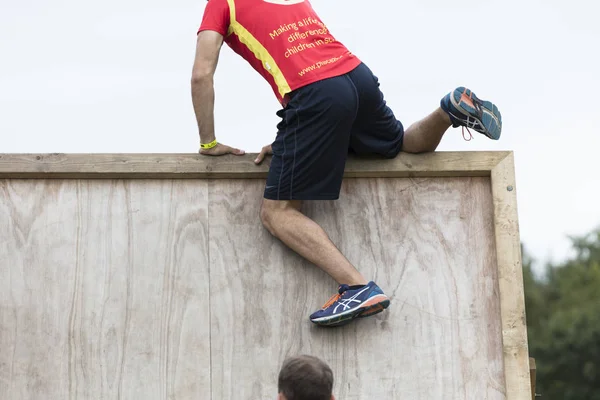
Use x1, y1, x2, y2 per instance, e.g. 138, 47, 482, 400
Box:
0, 151, 511, 179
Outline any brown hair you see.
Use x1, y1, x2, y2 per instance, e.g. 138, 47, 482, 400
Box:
278, 355, 334, 400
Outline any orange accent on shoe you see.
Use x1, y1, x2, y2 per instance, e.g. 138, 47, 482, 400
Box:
321, 293, 342, 309
361, 304, 384, 316
460, 92, 475, 108
359, 294, 388, 309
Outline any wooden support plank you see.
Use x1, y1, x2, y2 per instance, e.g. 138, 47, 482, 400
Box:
0, 152, 510, 179
490, 152, 531, 400
530, 358, 537, 399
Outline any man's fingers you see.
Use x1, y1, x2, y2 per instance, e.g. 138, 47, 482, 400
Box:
220, 144, 245, 155
254, 150, 265, 164
254, 146, 271, 164
220, 145, 244, 156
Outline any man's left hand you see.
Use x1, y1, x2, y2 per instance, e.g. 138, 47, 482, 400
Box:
199, 143, 245, 156
254, 144, 273, 164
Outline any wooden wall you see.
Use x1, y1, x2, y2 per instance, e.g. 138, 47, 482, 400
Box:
1, 175, 512, 399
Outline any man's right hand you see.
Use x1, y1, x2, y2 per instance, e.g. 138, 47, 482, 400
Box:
254, 144, 273, 164
200, 142, 245, 156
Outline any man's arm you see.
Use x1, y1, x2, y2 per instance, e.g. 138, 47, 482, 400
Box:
191, 30, 244, 156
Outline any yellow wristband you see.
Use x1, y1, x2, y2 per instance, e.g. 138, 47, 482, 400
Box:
200, 139, 218, 150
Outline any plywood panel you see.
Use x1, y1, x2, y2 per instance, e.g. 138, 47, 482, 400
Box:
0, 180, 210, 400
209, 177, 505, 399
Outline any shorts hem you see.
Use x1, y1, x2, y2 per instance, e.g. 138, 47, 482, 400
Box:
263, 192, 340, 201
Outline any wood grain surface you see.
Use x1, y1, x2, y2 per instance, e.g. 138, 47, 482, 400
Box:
0, 174, 526, 399
0, 179, 210, 400
209, 177, 506, 399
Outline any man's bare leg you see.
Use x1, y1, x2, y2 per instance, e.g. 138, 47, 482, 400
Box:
258, 108, 451, 285
402, 86, 503, 153
260, 199, 367, 286
401, 107, 452, 153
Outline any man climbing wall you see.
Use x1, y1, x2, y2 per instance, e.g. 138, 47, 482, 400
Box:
191, 0, 502, 327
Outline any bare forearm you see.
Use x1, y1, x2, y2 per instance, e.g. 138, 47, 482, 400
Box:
191, 77, 216, 144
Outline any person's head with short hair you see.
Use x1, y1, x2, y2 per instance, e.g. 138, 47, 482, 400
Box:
277, 355, 335, 400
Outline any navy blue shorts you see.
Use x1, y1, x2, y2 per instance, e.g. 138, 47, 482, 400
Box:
264, 62, 404, 201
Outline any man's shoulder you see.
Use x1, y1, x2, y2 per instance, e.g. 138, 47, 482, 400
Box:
204, 0, 230, 13
234, 0, 315, 12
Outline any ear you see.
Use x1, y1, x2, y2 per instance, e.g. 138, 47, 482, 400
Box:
331, 395, 335, 400
278, 393, 285, 400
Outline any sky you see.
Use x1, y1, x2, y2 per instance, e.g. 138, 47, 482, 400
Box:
1, 0, 599, 273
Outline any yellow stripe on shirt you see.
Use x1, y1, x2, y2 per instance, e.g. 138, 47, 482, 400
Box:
226, 0, 291, 98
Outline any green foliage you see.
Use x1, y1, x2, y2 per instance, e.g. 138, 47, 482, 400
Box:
524, 229, 600, 399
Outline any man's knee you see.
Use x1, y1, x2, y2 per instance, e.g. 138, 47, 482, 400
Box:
260, 201, 276, 235
260, 199, 301, 235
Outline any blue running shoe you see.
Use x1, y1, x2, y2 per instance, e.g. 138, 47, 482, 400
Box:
310, 281, 390, 327
440, 87, 502, 140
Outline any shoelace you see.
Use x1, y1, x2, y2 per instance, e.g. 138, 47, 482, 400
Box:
462, 126, 474, 141
321, 293, 342, 309
458, 89, 476, 142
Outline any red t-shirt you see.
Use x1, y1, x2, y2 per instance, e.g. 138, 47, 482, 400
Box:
198, 0, 361, 104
